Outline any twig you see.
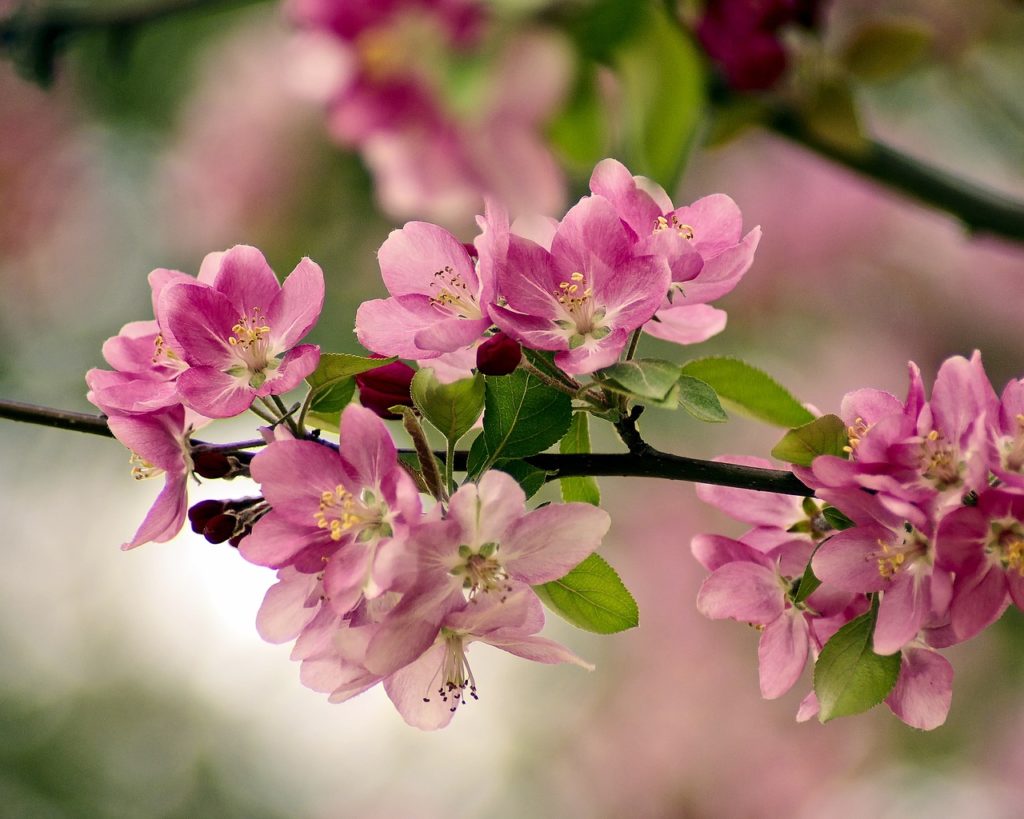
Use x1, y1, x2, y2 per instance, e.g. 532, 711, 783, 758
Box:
0, 398, 813, 496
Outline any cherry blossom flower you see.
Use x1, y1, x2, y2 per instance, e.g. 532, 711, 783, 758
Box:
241, 404, 421, 615
384, 585, 592, 730
159, 245, 324, 418
106, 405, 199, 550
492, 194, 670, 374
589, 158, 761, 347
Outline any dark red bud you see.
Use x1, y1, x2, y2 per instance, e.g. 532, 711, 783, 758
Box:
202, 513, 237, 544
355, 360, 416, 419
192, 450, 233, 479
188, 499, 226, 534
476, 332, 521, 376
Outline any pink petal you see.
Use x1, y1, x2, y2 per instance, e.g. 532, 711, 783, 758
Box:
258, 344, 321, 397
696, 562, 784, 624
239, 511, 322, 569
255, 570, 321, 643
355, 297, 440, 359
499, 235, 562, 319
504, 503, 611, 584
250, 439, 349, 523
811, 524, 892, 593
758, 610, 809, 699
550, 195, 634, 274
488, 634, 594, 669
447, 470, 525, 548
266, 257, 325, 350
176, 366, 254, 418
675, 227, 760, 304
874, 572, 926, 655
696, 459, 801, 526
161, 283, 238, 367
413, 316, 492, 353
554, 329, 628, 375
378, 221, 478, 298
950, 564, 1008, 642
644, 304, 727, 345
123, 472, 188, 549
885, 647, 953, 730
212, 245, 282, 315
690, 534, 772, 571
383, 642, 457, 730
338, 404, 399, 490
671, 193, 743, 256
588, 158, 663, 237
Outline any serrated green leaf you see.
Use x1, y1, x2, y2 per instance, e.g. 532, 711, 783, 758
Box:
533, 553, 639, 634
306, 353, 396, 412
842, 19, 932, 83
677, 374, 728, 423
411, 369, 484, 445
614, 3, 705, 191
466, 370, 572, 478
597, 359, 681, 401
493, 460, 548, 499
814, 608, 901, 722
679, 357, 814, 428
560, 413, 600, 506
770, 414, 849, 467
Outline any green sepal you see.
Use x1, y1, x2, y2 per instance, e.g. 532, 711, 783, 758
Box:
770, 414, 849, 467
533, 553, 639, 634
814, 602, 901, 722
410, 369, 484, 446
679, 357, 814, 428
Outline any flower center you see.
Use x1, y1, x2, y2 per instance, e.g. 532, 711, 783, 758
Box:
449, 541, 512, 597
875, 525, 930, 579
552, 271, 609, 344
129, 452, 163, 480
151, 334, 181, 365
843, 416, 868, 457
428, 265, 482, 319
988, 521, 1024, 576
421, 629, 479, 711
1001, 414, 1024, 474
919, 430, 962, 490
653, 214, 695, 240
229, 307, 271, 351
313, 485, 392, 542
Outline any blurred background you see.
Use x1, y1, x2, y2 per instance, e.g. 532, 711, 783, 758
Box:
1, 0, 1023, 816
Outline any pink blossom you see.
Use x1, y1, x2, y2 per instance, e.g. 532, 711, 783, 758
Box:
105, 405, 198, 550
241, 404, 421, 615
383, 585, 592, 730
159, 245, 324, 418
492, 195, 671, 374
884, 644, 954, 730
589, 158, 761, 347
355, 203, 505, 363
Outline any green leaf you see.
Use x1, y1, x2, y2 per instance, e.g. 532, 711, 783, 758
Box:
306, 353, 396, 411
466, 370, 572, 478
842, 19, 932, 84
823, 506, 856, 532
614, 3, 705, 191
679, 357, 814, 428
597, 359, 681, 401
561, 0, 645, 62
792, 560, 822, 606
770, 414, 849, 467
411, 369, 484, 445
493, 460, 548, 499
560, 413, 600, 506
677, 374, 728, 423
533, 553, 639, 634
814, 608, 901, 722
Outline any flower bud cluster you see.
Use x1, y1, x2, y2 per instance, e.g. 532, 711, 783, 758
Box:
694, 352, 1024, 729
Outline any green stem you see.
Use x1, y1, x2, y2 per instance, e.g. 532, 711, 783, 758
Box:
270, 394, 300, 436
625, 327, 643, 362
445, 438, 456, 496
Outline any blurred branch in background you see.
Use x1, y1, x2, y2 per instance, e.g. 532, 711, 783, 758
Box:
767, 105, 1024, 242
0, 0, 273, 85
0, 398, 813, 495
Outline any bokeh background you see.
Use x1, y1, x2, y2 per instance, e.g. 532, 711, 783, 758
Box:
2, 0, 1024, 816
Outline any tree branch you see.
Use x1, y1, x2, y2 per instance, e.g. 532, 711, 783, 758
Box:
0, 398, 813, 496
767, 107, 1024, 243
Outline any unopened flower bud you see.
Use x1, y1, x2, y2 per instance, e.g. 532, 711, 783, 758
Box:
476, 332, 521, 376
192, 450, 233, 479
203, 513, 237, 544
355, 359, 416, 419
188, 499, 226, 534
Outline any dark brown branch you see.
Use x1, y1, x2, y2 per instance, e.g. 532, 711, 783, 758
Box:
0, 398, 813, 496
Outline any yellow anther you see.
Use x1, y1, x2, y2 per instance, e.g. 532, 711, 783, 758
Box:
570, 271, 585, 282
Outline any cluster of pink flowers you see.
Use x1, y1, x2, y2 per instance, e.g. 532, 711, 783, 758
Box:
694, 352, 1024, 729
248, 405, 609, 728
287, 0, 572, 224
357, 157, 759, 376
87, 156, 762, 728
86, 245, 325, 547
